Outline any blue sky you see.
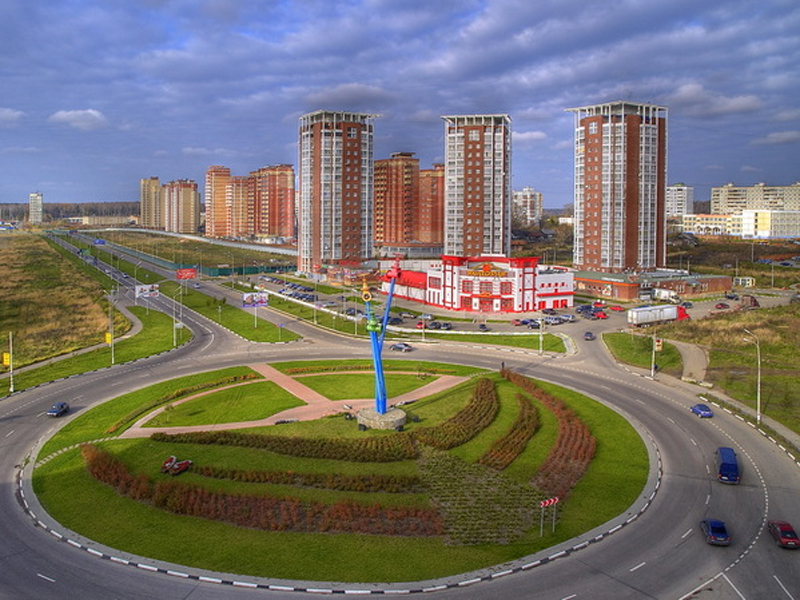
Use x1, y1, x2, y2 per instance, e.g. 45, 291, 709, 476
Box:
1, 0, 798, 209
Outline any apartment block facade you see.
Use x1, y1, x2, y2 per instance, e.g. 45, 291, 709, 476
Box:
442, 114, 512, 257
204, 164, 295, 240
28, 192, 43, 224
512, 187, 544, 226
373, 152, 419, 247
139, 178, 162, 228
711, 182, 800, 214
665, 183, 694, 218
418, 163, 445, 244
567, 101, 668, 274
297, 110, 377, 273
163, 179, 200, 234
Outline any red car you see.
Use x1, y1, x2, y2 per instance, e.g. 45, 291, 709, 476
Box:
592, 301, 606, 308
608, 305, 625, 312
416, 321, 427, 329
768, 521, 800, 548
595, 311, 608, 319
715, 302, 730, 309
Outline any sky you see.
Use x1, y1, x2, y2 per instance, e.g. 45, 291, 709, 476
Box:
1, 0, 799, 210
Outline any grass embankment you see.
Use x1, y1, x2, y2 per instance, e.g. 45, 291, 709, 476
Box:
603, 332, 683, 377
34, 362, 647, 582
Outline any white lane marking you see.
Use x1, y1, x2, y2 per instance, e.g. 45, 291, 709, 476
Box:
560, 595, 577, 600
630, 561, 646, 572
690, 438, 697, 446
682, 528, 692, 539
774, 575, 796, 600
706, 494, 711, 505
722, 573, 746, 600
36, 573, 55, 583
5, 429, 14, 438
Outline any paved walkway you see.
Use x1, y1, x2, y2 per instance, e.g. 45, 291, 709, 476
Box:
118, 364, 468, 438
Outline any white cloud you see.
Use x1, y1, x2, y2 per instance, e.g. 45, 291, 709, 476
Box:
181, 146, 238, 157
775, 109, 800, 122
48, 109, 108, 131
752, 131, 800, 145
513, 130, 547, 143
741, 165, 760, 172
0, 108, 25, 126
666, 83, 762, 117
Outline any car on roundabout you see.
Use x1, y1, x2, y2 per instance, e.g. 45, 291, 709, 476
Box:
46, 401, 70, 417
389, 342, 413, 352
583, 332, 596, 341
700, 519, 731, 546
690, 403, 714, 418
715, 302, 730, 309
478, 323, 490, 332
768, 521, 800, 548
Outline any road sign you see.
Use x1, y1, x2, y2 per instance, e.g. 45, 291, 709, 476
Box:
540, 497, 560, 508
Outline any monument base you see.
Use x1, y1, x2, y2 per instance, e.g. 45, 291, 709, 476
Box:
356, 407, 407, 431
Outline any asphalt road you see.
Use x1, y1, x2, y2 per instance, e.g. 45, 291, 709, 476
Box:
1, 275, 798, 599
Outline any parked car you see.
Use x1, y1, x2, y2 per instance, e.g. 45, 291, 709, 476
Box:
560, 314, 577, 323
543, 316, 561, 325
420, 313, 434, 320
700, 519, 731, 546
439, 322, 452, 330
478, 323, 490, 332
680, 301, 693, 308
608, 305, 625, 312
511, 319, 523, 326
387, 317, 403, 325
725, 293, 739, 300
592, 301, 606, 308
715, 302, 730, 309
768, 521, 800, 549
528, 320, 541, 329
428, 321, 441, 330
390, 343, 413, 352
46, 402, 70, 417
595, 311, 608, 319
415, 321, 426, 329
583, 332, 596, 341
690, 403, 714, 418
542, 308, 557, 315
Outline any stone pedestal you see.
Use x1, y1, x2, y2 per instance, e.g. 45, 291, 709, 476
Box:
356, 407, 407, 431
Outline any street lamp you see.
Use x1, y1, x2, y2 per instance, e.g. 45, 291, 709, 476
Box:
743, 328, 762, 426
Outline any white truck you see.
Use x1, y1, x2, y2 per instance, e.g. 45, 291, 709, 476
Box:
627, 304, 690, 327
653, 288, 681, 304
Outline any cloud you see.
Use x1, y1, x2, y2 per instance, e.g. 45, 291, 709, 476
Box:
48, 109, 108, 131
181, 146, 238, 157
666, 83, 762, 117
775, 109, 800, 122
740, 165, 760, 172
0, 108, 25, 126
304, 83, 394, 112
752, 131, 800, 145
514, 130, 547, 144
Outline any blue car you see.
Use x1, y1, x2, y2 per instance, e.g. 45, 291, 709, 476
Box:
700, 519, 730, 546
690, 403, 714, 418
46, 402, 70, 417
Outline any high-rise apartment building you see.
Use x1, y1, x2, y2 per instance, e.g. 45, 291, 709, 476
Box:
711, 182, 800, 214
566, 101, 668, 273
442, 114, 512, 257
418, 163, 445, 244
665, 183, 694, 218
374, 152, 419, 246
28, 192, 43, 224
204, 165, 295, 240
297, 110, 377, 273
139, 177, 162, 229
512, 187, 544, 227
163, 179, 200, 234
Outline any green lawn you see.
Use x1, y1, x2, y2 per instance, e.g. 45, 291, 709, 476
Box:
144, 380, 305, 427
295, 372, 440, 401
33, 364, 648, 582
603, 331, 683, 377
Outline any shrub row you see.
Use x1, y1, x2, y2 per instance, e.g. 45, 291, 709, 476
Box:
501, 370, 597, 498
476, 393, 539, 471
412, 378, 499, 450
151, 430, 419, 462
283, 365, 458, 375
194, 464, 424, 493
107, 373, 262, 434
82, 444, 443, 536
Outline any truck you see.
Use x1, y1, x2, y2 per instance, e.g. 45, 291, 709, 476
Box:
653, 288, 681, 304
627, 304, 690, 327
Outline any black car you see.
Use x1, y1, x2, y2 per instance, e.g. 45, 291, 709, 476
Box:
583, 332, 596, 341
478, 323, 490, 332
389, 343, 413, 352
428, 321, 441, 330
46, 402, 70, 417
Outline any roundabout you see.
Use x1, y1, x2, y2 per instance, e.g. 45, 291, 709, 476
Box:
3, 298, 799, 599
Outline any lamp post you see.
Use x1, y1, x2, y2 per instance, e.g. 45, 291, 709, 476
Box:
743, 328, 762, 426
7, 331, 14, 393
538, 318, 544, 355
105, 289, 116, 365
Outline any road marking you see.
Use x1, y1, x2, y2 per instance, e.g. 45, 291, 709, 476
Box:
36, 573, 55, 583
722, 573, 746, 600
774, 575, 796, 600
5, 429, 14, 438
630, 561, 646, 572
706, 494, 711, 505
560, 595, 577, 600
682, 528, 692, 539
668, 417, 676, 424
690, 438, 697, 446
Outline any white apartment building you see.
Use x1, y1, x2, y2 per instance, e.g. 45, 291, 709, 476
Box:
28, 192, 43, 224
512, 187, 544, 226
297, 110, 377, 274
666, 183, 694, 217
711, 182, 800, 214
442, 114, 512, 257
740, 210, 800, 239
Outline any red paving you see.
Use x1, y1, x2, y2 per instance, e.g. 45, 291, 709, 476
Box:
118, 364, 468, 438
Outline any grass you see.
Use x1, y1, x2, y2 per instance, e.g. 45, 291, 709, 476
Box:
34, 362, 648, 582
144, 380, 306, 427
603, 331, 683, 377
9, 306, 188, 395
271, 359, 485, 377
295, 372, 440, 401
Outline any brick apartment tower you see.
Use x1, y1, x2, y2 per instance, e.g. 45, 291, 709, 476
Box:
163, 179, 200, 234
442, 115, 512, 257
374, 152, 419, 247
566, 101, 667, 273
418, 163, 445, 244
250, 165, 295, 239
297, 110, 377, 273
139, 177, 163, 229
204, 166, 231, 238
